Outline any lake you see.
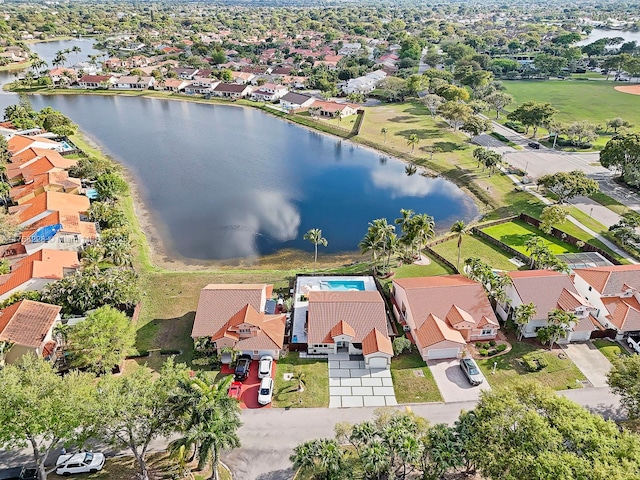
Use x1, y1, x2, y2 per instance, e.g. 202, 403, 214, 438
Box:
576, 28, 640, 46
0, 40, 479, 261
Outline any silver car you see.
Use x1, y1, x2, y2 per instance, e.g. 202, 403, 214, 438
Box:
460, 358, 484, 386
257, 377, 274, 405
258, 355, 273, 379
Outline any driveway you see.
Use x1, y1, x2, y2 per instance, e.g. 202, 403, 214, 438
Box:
427, 358, 491, 403
328, 354, 397, 408
561, 342, 612, 388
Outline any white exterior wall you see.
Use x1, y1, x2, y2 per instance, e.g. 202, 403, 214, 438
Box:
392, 285, 417, 332
573, 274, 610, 329
0, 278, 53, 301
308, 343, 336, 354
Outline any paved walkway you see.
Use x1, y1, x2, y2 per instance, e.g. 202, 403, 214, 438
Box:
328, 354, 397, 408
561, 342, 613, 388
428, 359, 491, 402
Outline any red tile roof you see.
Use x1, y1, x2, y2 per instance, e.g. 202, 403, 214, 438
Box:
414, 314, 466, 348
330, 319, 356, 338
574, 265, 640, 295
362, 328, 393, 356
9, 191, 90, 226
306, 290, 389, 344
602, 296, 640, 331
0, 299, 61, 348
191, 284, 269, 338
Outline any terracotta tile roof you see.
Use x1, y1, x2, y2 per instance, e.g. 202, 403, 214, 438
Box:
330, 319, 356, 338
41, 340, 57, 358
507, 270, 586, 320
602, 296, 640, 331
446, 305, 476, 327
574, 265, 640, 295
210, 303, 285, 350
477, 315, 499, 328
7, 135, 58, 156
0, 249, 79, 297
415, 314, 466, 348
306, 290, 389, 345
11, 171, 81, 203
78, 75, 112, 83
0, 299, 61, 348
362, 328, 393, 356
10, 191, 90, 227
573, 315, 597, 333
191, 284, 269, 338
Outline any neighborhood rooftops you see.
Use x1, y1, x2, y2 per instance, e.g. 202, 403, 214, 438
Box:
280, 92, 314, 105
574, 265, 640, 296
0, 299, 61, 348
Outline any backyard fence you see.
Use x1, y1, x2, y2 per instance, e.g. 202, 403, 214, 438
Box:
423, 239, 460, 274
519, 213, 622, 265
470, 227, 532, 266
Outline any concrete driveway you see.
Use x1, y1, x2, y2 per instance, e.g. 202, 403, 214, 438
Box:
561, 342, 613, 388
427, 358, 491, 403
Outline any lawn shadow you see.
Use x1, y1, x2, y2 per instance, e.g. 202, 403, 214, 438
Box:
491, 232, 535, 249
135, 311, 195, 368
388, 115, 419, 123
433, 141, 467, 152
396, 128, 441, 140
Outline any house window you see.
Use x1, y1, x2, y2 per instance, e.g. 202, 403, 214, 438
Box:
240, 328, 251, 334
588, 286, 592, 291
481, 329, 493, 335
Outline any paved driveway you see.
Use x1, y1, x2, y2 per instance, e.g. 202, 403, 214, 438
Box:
328, 355, 397, 408
428, 358, 491, 403
561, 342, 612, 388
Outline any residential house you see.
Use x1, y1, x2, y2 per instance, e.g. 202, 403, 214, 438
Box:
162, 79, 191, 93
20, 209, 98, 254
392, 276, 500, 360
77, 75, 114, 89
251, 83, 288, 102
48, 68, 77, 86
7, 148, 77, 184
211, 83, 252, 99
9, 190, 90, 229
338, 43, 362, 56
0, 249, 80, 301
112, 75, 155, 90
573, 265, 640, 340
341, 70, 387, 94
313, 54, 344, 69
279, 92, 316, 112
497, 270, 597, 342
10, 171, 81, 204
309, 101, 359, 118
191, 284, 286, 359
7, 135, 64, 157
230, 71, 256, 84
184, 77, 220, 95
0, 300, 62, 364
172, 68, 200, 80
306, 291, 393, 368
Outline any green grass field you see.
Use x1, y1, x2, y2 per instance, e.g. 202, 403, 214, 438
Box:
431, 233, 523, 271
502, 80, 640, 128
391, 351, 442, 403
592, 338, 631, 363
482, 219, 580, 255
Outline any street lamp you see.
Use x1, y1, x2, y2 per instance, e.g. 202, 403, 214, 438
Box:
524, 161, 529, 175
590, 207, 594, 217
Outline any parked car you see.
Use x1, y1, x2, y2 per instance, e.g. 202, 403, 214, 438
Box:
528, 141, 541, 149
55, 452, 106, 476
258, 355, 273, 379
234, 355, 252, 380
0, 467, 37, 480
460, 358, 484, 386
228, 380, 243, 400
257, 377, 274, 405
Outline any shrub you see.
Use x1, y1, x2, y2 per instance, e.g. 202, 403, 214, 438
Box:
521, 353, 547, 372
479, 349, 489, 356
475, 342, 482, 348
505, 121, 525, 133
496, 344, 507, 352
488, 349, 498, 356
393, 336, 413, 356
489, 340, 497, 347
482, 342, 491, 349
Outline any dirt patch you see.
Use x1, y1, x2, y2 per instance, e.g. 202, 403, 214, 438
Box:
614, 85, 640, 96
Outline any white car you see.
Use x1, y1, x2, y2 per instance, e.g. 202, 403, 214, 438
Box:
257, 376, 274, 405
56, 452, 106, 475
258, 355, 273, 379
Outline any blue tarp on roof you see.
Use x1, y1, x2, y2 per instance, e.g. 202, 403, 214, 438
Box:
29, 223, 62, 243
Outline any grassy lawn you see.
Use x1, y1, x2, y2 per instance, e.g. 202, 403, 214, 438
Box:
272, 353, 329, 408
394, 254, 454, 277
592, 338, 631, 363
431, 233, 524, 271
590, 191, 630, 216
476, 340, 586, 391
502, 80, 640, 129
482, 219, 580, 255
391, 351, 442, 403
48, 453, 225, 480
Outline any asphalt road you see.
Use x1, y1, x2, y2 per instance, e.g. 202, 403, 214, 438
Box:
0, 387, 621, 480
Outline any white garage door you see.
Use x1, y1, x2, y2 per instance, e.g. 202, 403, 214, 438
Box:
368, 357, 389, 369
427, 348, 460, 360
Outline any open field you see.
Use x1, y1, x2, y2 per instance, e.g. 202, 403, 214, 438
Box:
502, 80, 640, 127
391, 351, 442, 403
431, 233, 523, 271
482, 219, 580, 255
476, 340, 586, 391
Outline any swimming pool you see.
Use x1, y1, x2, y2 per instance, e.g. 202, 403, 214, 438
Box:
323, 280, 366, 291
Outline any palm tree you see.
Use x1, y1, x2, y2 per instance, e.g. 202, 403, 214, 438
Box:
290, 439, 344, 480
370, 218, 396, 275
359, 229, 380, 271
303, 228, 328, 274
381, 127, 388, 143
405, 163, 417, 176
406, 134, 419, 153
395, 209, 415, 258
361, 441, 391, 480
412, 213, 435, 258
71, 46, 82, 64
450, 220, 467, 271
513, 302, 537, 341
538, 309, 575, 350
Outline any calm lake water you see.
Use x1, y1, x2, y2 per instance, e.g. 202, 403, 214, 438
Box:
576, 28, 640, 46
0, 40, 479, 261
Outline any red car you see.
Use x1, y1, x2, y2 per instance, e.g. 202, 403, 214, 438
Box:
228, 381, 243, 400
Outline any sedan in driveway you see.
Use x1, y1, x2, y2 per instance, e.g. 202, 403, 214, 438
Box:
234, 355, 252, 380
258, 355, 273, 379
257, 377, 274, 405
460, 358, 484, 386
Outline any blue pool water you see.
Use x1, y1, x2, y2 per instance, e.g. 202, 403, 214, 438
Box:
324, 280, 365, 291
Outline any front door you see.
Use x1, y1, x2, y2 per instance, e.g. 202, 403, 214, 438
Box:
336, 341, 349, 353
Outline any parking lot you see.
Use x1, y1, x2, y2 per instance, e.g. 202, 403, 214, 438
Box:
428, 358, 491, 403
221, 363, 275, 409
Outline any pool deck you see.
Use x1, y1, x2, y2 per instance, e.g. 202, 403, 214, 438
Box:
291, 275, 378, 344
